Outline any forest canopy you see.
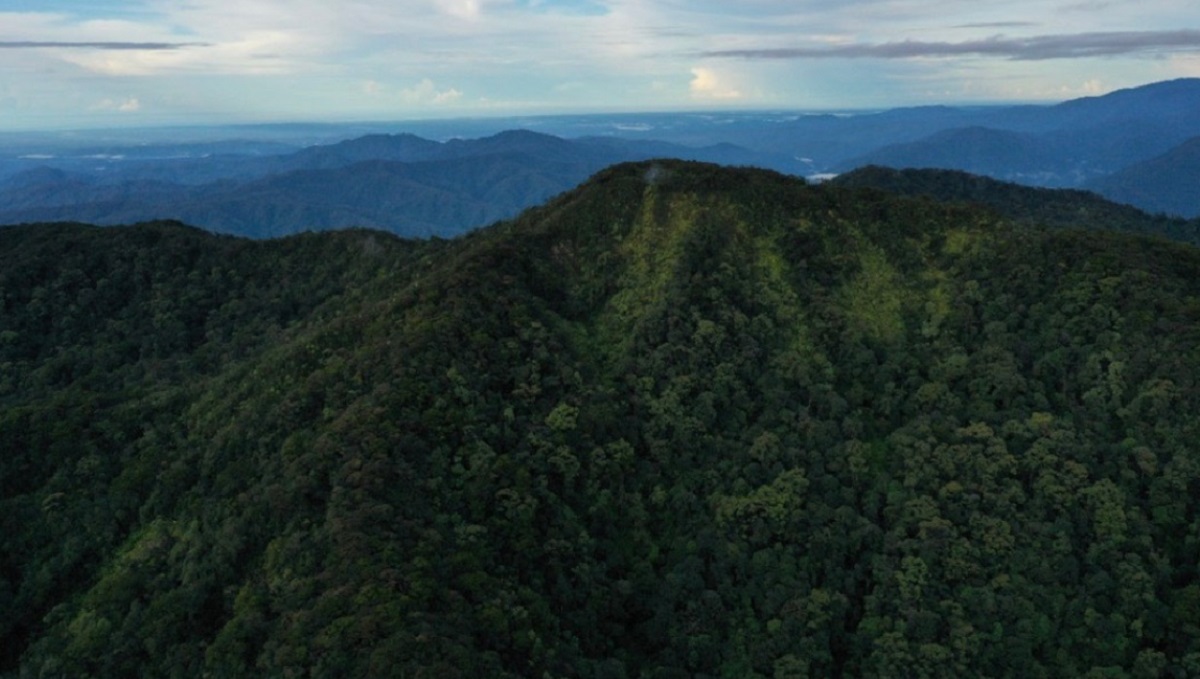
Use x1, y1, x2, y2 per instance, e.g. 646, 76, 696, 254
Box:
2, 161, 1200, 677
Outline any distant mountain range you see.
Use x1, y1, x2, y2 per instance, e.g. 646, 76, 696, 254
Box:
3, 78, 1200, 233
825, 79, 1200, 215
1086, 137, 1200, 218
0, 130, 804, 237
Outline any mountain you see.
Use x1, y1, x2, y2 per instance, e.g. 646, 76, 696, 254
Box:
800, 79, 1200, 187
0, 131, 801, 237
830, 165, 1200, 245
1039, 77, 1200, 130
5, 79, 1200, 237
5, 161, 1200, 677
276, 132, 445, 169
1088, 136, 1200, 218
834, 127, 1074, 185
832, 120, 1197, 190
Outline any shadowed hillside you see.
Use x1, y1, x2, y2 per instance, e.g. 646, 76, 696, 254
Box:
1089, 137, 1200, 218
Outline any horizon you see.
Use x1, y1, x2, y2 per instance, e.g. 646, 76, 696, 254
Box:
2, 2, 1199, 131
0, 100, 1033, 138
0, 77, 1182, 142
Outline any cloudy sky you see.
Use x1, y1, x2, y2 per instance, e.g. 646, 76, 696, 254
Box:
2, 0, 1199, 129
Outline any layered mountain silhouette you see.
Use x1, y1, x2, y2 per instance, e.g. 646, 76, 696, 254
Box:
5, 78, 1200, 234
820, 79, 1200, 213
1087, 136, 1200, 218
0, 130, 802, 237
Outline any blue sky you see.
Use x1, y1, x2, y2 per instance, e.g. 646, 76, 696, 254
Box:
1, 0, 1199, 129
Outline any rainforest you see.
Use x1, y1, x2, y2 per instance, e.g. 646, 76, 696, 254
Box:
3, 161, 1200, 678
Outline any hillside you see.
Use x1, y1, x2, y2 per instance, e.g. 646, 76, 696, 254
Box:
0, 131, 804, 238
830, 165, 1200, 246
4, 162, 1200, 677
811, 80, 1200, 207
833, 127, 1072, 185
1088, 137, 1200, 218
0, 132, 631, 237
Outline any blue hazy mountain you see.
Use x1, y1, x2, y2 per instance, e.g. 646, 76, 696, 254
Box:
0, 130, 805, 237
826, 79, 1200, 201
1087, 137, 1200, 218
3, 78, 1200, 232
832, 127, 1077, 185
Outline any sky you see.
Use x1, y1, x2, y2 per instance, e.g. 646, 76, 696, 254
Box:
1, 0, 1199, 129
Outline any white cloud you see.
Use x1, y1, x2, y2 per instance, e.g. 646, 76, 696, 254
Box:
400, 78, 464, 105
689, 67, 743, 100
433, 88, 464, 104
436, 0, 483, 19
1167, 53, 1200, 77
1069, 78, 1107, 96
1, 0, 1197, 126
91, 97, 141, 112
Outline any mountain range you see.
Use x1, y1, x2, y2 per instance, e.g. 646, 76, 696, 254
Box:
4, 78, 1200, 235
4, 161, 1200, 676
825, 79, 1200, 216
0, 130, 803, 238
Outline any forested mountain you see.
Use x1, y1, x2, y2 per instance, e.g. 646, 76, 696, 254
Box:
1088, 137, 1200, 218
4, 161, 1200, 677
0, 131, 623, 237
833, 127, 1075, 186
5, 79, 1200, 234
0, 131, 801, 238
830, 165, 1200, 246
822, 79, 1200, 214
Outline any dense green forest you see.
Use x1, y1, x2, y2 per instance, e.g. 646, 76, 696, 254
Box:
830, 165, 1200, 246
3, 161, 1200, 677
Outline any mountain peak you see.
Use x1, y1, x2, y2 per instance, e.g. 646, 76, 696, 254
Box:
8, 159, 1200, 677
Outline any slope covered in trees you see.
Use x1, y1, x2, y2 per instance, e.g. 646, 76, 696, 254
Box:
3, 162, 1200, 677
0, 131, 803, 238
830, 165, 1200, 246
1088, 137, 1200, 219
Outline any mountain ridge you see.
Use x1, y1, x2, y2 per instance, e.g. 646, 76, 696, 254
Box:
0, 132, 804, 237
5, 161, 1200, 676
5, 78, 1200, 232
1088, 136, 1200, 218
829, 164, 1200, 245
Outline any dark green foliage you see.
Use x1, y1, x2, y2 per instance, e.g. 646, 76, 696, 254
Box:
3, 162, 1200, 677
831, 165, 1200, 246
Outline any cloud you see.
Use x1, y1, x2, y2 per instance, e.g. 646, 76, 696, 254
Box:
689, 67, 742, 100
953, 22, 1038, 30
91, 97, 141, 112
0, 41, 207, 50
57, 31, 321, 76
435, 0, 483, 19
433, 88, 464, 104
703, 30, 1200, 61
400, 78, 464, 104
